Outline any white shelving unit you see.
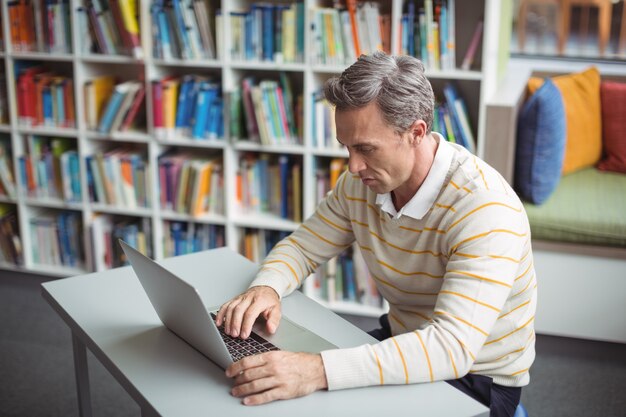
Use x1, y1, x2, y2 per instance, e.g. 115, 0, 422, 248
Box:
0, 0, 504, 318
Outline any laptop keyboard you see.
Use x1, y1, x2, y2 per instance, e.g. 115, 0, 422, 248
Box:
211, 313, 280, 362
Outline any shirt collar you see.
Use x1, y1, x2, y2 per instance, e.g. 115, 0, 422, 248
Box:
376, 133, 453, 220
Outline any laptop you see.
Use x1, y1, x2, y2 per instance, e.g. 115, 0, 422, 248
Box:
119, 240, 336, 370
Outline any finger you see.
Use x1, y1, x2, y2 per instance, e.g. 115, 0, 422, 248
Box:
242, 388, 285, 406
229, 297, 254, 337
265, 306, 282, 334
215, 300, 233, 326
231, 377, 277, 399
223, 298, 244, 335
234, 364, 272, 385
225, 353, 267, 378
240, 301, 269, 339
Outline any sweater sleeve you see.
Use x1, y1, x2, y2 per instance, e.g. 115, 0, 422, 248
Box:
250, 172, 356, 298
321, 191, 531, 390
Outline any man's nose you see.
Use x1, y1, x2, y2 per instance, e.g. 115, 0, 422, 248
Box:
348, 153, 365, 174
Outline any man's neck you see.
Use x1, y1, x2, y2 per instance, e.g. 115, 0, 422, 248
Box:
391, 134, 439, 210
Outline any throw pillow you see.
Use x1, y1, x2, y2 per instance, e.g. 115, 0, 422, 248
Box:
598, 81, 626, 173
527, 67, 601, 175
515, 79, 566, 204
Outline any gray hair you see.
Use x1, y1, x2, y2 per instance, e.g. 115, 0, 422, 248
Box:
323, 52, 435, 134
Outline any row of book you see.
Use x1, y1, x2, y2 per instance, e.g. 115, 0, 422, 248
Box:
238, 153, 302, 223
0, 140, 17, 199
241, 228, 290, 264
151, 0, 217, 60
230, 73, 301, 145
84, 76, 146, 133
230, 2, 305, 63
158, 152, 224, 216
310, 2, 391, 66
76, 0, 142, 58
311, 245, 383, 307
163, 221, 224, 258
91, 214, 151, 269
311, 91, 340, 150
8, 0, 71, 54
0, 73, 8, 124
439, 82, 475, 153
153, 75, 223, 141
85, 149, 151, 209
315, 158, 347, 204
16, 65, 76, 128
19, 136, 81, 202
30, 210, 84, 268
0, 204, 23, 266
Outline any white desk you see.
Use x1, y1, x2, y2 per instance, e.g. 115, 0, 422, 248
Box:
42, 248, 489, 417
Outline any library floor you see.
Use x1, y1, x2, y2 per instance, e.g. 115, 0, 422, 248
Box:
2, 270, 626, 417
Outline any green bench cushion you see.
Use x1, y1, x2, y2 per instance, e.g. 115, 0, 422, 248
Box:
523, 168, 626, 247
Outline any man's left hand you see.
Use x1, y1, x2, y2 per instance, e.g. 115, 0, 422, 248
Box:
225, 351, 328, 405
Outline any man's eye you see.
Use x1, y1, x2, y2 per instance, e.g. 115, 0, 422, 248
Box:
359, 147, 374, 154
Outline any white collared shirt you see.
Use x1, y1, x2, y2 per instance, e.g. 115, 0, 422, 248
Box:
375, 132, 453, 220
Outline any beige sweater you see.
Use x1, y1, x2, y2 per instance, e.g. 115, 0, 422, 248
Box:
250, 141, 536, 390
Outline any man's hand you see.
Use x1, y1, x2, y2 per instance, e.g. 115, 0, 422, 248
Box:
226, 351, 328, 405
215, 286, 281, 339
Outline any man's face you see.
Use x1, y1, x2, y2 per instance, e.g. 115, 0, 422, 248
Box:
335, 102, 417, 195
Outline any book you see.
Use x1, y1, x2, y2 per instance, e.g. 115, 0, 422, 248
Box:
461, 20, 483, 71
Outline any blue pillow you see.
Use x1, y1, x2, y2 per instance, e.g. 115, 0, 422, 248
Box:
515, 78, 566, 204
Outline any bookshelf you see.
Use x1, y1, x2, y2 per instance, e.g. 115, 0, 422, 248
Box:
0, 0, 507, 318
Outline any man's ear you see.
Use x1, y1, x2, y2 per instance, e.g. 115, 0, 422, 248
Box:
409, 120, 428, 145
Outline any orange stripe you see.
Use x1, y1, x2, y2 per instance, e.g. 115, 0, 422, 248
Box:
514, 261, 533, 282
484, 316, 535, 345
390, 312, 407, 329
454, 252, 521, 263
414, 332, 434, 382
272, 251, 305, 277
400, 309, 432, 321
513, 273, 535, 297
399, 225, 447, 234
368, 229, 446, 257
439, 290, 501, 312
435, 311, 488, 336
378, 260, 443, 279
457, 338, 476, 361
435, 203, 456, 212
281, 240, 318, 269
258, 266, 292, 289
391, 337, 409, 384
447, 269, 512, 288
511, 368, 529, 376
447, 202, 522, 231
447, 348, 459, 379
318, 213, 352, 233
302, 225, 348, 248
474, 156, 489, 190
492, 334, 535, 362
498, 300, 531, 320
450, 229, 527, 253
263, 260, 300, 284
372, 349, 384, 385
449, 180, 472, 193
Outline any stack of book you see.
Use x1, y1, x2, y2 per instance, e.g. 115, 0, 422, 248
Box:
237, 153, 301, 222
312, 245, 383, 307
30, 210, 83, 268
8, 0, 72, 54
84, 76, 146, 134
153, 75, 223, 141
311, 91, 341, 149
85, 149, 150, 209
315, 158, 347, 204
310, 1, 391, 65
230, 73, 301, 145
0, 204, 23, 266
157, 151, 224, 216
16, 64, 75, 128
91, 214, 152, 269
19, 136, 80, 202
241, 228, 290, 264
76, 0, 143, 58
0, 140, 17, 200
436, 82, 475, 153
150, 0, 218, 60
163, 221, 225, 257
230, 2, 304, 63
0, 72, 9, 124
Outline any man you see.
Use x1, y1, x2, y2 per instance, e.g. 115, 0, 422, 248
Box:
216, 52, 536, 417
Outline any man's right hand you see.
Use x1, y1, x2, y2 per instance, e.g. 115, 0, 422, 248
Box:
215, 286, 281, 340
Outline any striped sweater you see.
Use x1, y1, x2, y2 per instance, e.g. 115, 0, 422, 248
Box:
250, 139, 537, 390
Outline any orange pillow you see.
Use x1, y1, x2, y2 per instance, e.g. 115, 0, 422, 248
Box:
527, 67, 602, 175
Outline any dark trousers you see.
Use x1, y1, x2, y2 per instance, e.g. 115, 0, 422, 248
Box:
368, 314, 522, 417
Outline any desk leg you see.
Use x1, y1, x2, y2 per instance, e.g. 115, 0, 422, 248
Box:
72, 332, 93, 417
